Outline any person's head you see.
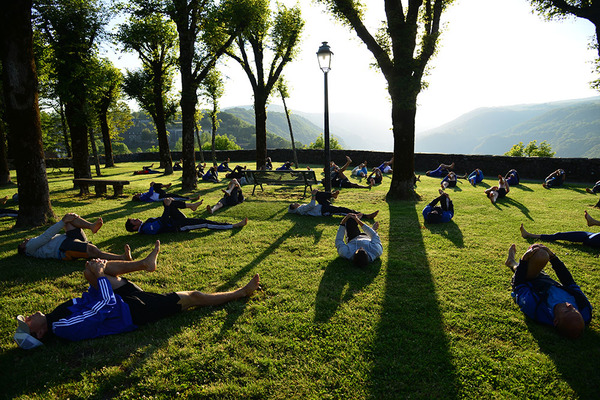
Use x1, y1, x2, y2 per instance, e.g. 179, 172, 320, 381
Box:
487, 190, 499, 204
17, 239, 29, 255
288, 203, 300, 211
353, 248, 370, 268
554, 302, 585, 339
25, 312, 48, 340
125, 218, 143, 232
132, 193, 142, 201
426, 209, 443, 224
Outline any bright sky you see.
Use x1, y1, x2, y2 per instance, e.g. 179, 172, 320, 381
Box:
213, 0, 599, 133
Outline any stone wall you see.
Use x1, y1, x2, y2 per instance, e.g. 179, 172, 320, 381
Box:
42, 149, 600, 183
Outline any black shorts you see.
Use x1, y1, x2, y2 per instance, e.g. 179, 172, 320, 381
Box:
59, 229, 89, 260
498, 187, 507, 198
115, 280, 182, 326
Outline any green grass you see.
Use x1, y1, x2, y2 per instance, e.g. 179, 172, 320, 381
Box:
0, 162, 599, 399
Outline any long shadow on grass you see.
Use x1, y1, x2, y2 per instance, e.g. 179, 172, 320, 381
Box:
314, 258, 381, 322
496, 197, 533, 220
367, 200, 458, 399
526, 322, 600, 398
424, 220, 464, 248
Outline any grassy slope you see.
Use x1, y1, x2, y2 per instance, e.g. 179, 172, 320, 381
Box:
0, 162, 599, 399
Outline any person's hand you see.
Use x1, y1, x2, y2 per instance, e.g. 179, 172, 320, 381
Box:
534, 244, 555, 259
62, 213, 78, 223
163, 197, 173, 206
311, 189, 318, 196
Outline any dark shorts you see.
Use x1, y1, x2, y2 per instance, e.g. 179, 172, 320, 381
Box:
59, 229, 89, 260
115, 280, 182, 326
497, 187, 507, 198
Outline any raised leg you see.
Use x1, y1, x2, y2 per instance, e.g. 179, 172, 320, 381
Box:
176, 274, 260, 310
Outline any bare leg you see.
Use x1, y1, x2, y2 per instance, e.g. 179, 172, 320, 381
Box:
207, 202, 224, 214
0, 196, 8, 205
584, 210, 600, 227
65, 216, 103, 233
339, 156, 352, 172
86, 243, 133, 261
102, 240, 160, 276
520, 223, 541, 239
505, 243, 518, 272
176, 273, 260, 310
364, 210, 379, 219
186, 199, 204, 212
233, 217, 248, 228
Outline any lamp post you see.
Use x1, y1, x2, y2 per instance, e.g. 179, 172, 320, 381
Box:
317, 41, 333, 192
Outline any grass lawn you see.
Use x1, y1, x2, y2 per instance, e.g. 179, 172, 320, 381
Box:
0, 161, 599, 399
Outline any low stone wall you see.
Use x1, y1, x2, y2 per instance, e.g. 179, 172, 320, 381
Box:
42, 149, 599, 183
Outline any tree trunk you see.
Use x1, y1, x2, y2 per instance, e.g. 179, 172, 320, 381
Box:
88, 128, 101, 177
65, 97, 91, 180
0, 0, 54, 226
211, 105, 217, 166
195, 121, 204, 163
254, 92, 268, 169
99, 108, 115, 168
281, 94, 298, 168
386, 95, 418, 201
0, 119, 13, 185
59, 98, 71, 157
153, 66, 173, 174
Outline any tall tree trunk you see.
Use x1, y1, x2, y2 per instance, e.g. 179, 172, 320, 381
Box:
99, 108, 115, 168
281, 94, 298, 168
210, 105, 217, 166
387, 96, 417, 200
254, 92, 268, 169
0, 119, 13, 185
65, 97, 91, 180
59, 98, 71, 157
0, 0, 54, 226
88, 128, 101, 177
153, 67, 173, 174
195, 120, 204, 163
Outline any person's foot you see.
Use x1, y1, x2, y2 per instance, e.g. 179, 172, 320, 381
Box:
123, 244, 133, 261
332, 190, 340, 199
189, 199, 203, 212
520, 223, 533, 239
439, 188, 444, 195
449, 162, 455, 170
207, 205, 213, 215
243, 274, 261, 296
144, 240, 160, 272
0, 195, 8, 205
346, 155, 352, 163
505, 243, 518, 270
91, 218, 103, 234
584, 210, 595, 226
586, 188, 594, 194
373, 221, 380, 231
234, 217, 248, 228
364, 210, 379, 219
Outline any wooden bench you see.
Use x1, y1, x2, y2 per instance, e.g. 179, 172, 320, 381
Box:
244, 170, 317, 196
73, 178, 130, 197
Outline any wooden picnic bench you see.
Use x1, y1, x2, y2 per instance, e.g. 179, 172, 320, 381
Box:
73, 178, 130, 197
244, 169, 317, 196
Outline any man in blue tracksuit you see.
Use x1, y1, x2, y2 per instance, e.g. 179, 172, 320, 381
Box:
125, 197, 247, 234
14, 241, 260, 349
422, 190, 454, 224
505, 243, 592, 339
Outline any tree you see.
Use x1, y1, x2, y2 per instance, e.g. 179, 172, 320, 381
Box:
199, 68, 224, 165
318, 0, 453, 199
0, 0, 54, 226
505, 140, 555, 157
504, 142, 525, 157
201, 134, 241, 150
0, 79, 13, 185
118, 12, 179, 174
226, 1, 304, 169
277, 76, 299, 168
308, 134, 342, 150
34, 0, 109, 181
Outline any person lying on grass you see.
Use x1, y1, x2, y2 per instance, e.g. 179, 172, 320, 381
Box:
441, 171, 458, 189
132, 182, 200, 203
422, 189, 454, 224
520, 211, 600, 248
14, 240, 260, 349
0, 195, 18, 218
505, 243, 592, 339
425, 162, 454, 177
335, 213, 382, 268
543, 168, 565, 189
206, 179, 244, 215
485, 175, 510, 204
504, 169, 520, 186
288, 189, 379, 219
467, 168, 484, 186
18, 213, 132, 261
126, 197, 247, 234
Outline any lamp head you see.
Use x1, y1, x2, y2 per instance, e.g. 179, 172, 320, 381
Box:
317, 41, 333, 73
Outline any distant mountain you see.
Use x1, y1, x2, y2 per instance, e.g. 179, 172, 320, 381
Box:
415, 97, 600, 158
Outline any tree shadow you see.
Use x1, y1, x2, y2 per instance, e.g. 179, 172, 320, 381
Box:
368, 200, 458, 398
496, 197, 533, 220
424, 220, 464, 248
525, 320, 600, 398
313, 258, 382, 323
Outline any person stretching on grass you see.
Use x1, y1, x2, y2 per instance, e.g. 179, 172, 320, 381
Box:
585, 180, 600, 194
543, 169, 565, 188
504, 243, 592, 339
520, 211, 600, 248
18, 213, 132, 261
126, 197, 247, 234
14, 240, 261, 349
0, 195, 18, 218
425, 162, 454, 177
467, 169, 484, 186
440, 171, 458, 189
505, 169, 520, 186
206, 179, 245, 215
422, 189, 454, 223
132, 182, 199, 203
484, 175, 510, 204
288, 189, 379, 219
335, 213, 382, 268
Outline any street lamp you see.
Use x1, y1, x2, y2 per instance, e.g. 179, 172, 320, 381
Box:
317, 41, 333, 192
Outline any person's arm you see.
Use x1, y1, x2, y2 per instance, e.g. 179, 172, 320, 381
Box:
361, 223, 381, 248
25, 220, 66, 254
335, 219, 351, 258
549, 256, 575, 286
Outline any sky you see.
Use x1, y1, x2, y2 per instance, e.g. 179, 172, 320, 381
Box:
213, 0, 599, 133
